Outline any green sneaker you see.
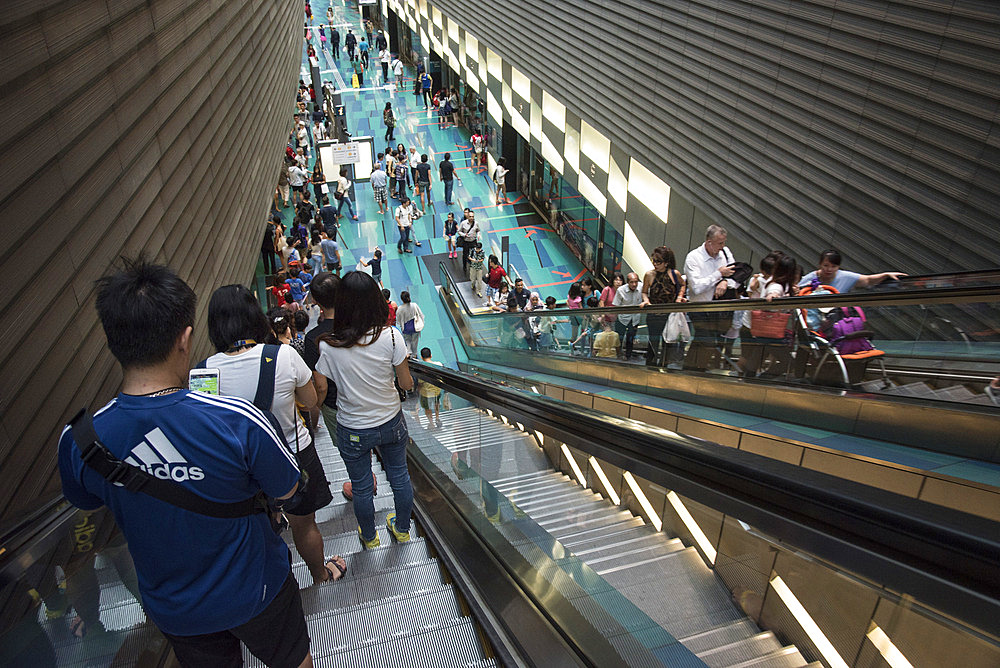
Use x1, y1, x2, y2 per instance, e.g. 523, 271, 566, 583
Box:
386, 512, 411, 542
358, 526, 380, 549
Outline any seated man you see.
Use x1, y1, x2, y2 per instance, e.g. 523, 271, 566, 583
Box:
58, 259, 316, 667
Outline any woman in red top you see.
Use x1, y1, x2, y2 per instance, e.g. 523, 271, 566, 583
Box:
485, 255, 507, 305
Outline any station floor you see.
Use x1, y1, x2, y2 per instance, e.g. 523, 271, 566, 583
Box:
279, 1, 589, 369
279, 2, 1000, 495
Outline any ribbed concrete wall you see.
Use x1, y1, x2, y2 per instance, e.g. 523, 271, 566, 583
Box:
421, 0, 999, 274
0, 0, 301, 520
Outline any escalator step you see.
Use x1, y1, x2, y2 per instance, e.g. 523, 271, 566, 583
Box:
550, 515, 645, 542
528, 498, 609, 521
495, 475, 575, 496
312, 616, 485, 668
726, 646, 808, 668
678, 618, 760, 653
507, 485, 599, 507
696, 631, 782, 668
598, 549, 744, 639
299, 560, 445, 616
544, 510, 640, 538
559, 521, 649, 550
580, 538, 685, 566
491, 470, 564, 487
305, 586, 463, 655
567, 528, 673, 556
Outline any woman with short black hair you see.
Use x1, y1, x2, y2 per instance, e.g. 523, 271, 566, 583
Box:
204, 285, 345, 585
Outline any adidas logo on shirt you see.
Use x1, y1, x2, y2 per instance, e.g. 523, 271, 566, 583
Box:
124, 428, 205, 482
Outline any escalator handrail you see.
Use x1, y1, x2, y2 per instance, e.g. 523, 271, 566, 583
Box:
408, 359, 1000, 638
438, 261, 1000, 319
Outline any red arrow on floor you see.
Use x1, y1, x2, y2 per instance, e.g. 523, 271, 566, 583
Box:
525, 229, 538, 238
551, 270, 572, 278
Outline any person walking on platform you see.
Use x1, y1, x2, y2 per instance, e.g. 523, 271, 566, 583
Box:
59, 260, 328, 668
353, 56, 365, 87
345, 29, 357, 61
642, 246, 686, 367
334, 167, 359, 221
420, 71, 433, 108
330, 26, 340, 59
379, 47, 391, 82
468, 241, 485, 298
439, 152, 455, 205
383, 102, 395, 142
395, 196, 416, 253
358, 37, 370, 69
315, 272, 416, 550
396, 291, 425, 355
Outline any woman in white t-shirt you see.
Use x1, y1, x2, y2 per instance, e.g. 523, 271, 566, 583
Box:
315, 272, 415, 549
493, 157, 509, 204
204, 285, 346, 585
335, 167, 358, 221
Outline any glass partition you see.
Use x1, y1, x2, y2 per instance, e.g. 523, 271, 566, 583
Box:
405, 364, 1000, 667
439, 262, 1000, 407
0, 507, 165, 666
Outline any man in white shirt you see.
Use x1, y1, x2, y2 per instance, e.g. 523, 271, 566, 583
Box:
391, 57, 403, 88
683, 224, 737, 370
395, 196, 416, 253
458, 210, 480, 273
379, 49, 392, 82
408, 147, 421, 190
612, 272, 643, 360
288, 164, 309, 207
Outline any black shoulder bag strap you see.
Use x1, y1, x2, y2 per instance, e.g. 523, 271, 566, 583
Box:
68, 408, 265, 518
252, 344, 302, 455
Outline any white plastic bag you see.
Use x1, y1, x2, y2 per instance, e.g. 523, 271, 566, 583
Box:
663, 312, 691, 343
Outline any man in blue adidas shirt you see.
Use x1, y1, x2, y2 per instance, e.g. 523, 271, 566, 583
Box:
58, 259, 314, 667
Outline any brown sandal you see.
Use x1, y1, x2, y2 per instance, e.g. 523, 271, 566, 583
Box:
324, 557, 347, 583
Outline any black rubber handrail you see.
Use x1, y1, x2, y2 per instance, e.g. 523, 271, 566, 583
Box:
408, 359, 1000, 638
438, 261, 1000, 319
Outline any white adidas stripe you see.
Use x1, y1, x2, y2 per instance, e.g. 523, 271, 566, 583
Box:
186, 393, 298, 469
60, 397, 119, 442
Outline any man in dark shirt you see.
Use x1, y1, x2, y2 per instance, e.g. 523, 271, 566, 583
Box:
345, 29, 357, 62
331, 27, 340, 59
303, 272, 340, 440
415, 154, 432, 214
439, 152, 456, 205
318, 196, 339, 238
512, 278, 531, 310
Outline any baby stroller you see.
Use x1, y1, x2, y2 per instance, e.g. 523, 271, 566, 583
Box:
794, 285, 890, 388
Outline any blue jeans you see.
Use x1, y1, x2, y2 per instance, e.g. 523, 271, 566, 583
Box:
443, 179, 454, 203
336, 195, 356, 218
336, 411, 412, 540
397, 225, 411, 251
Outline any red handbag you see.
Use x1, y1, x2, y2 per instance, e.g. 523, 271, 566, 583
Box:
750, 310, 789, 338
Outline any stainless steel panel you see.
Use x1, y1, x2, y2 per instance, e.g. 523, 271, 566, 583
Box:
869, 597, 1000, 668
762, 550, 880, 666
714, 517, 780, 623
857, 400, 1000, 463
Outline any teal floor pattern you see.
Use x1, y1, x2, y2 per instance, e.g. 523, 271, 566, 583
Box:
286, 0, 590, 369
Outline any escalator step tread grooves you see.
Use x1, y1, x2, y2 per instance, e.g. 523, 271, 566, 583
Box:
608, 631, 700, 668
561, 524, 661, 551
305, 587, 462, 654
677, 618, 760, 653
570, 532, 682, 559
544, 510, 639, 537
291, 539, 432, 584
696, 632, 781, 667
310, 616, 485, 668
298, 560, 445, 616
528, 498, 611, 521
725, 646, 807, 668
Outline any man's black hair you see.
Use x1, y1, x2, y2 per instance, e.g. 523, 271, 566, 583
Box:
206, 285, 271, 353
444, 153, 451, 160
311, 272, 340, 309
382, 288, 391, 300
293, 310, 310, 332
95, 258, 196, 369
420, 347, 432, 359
